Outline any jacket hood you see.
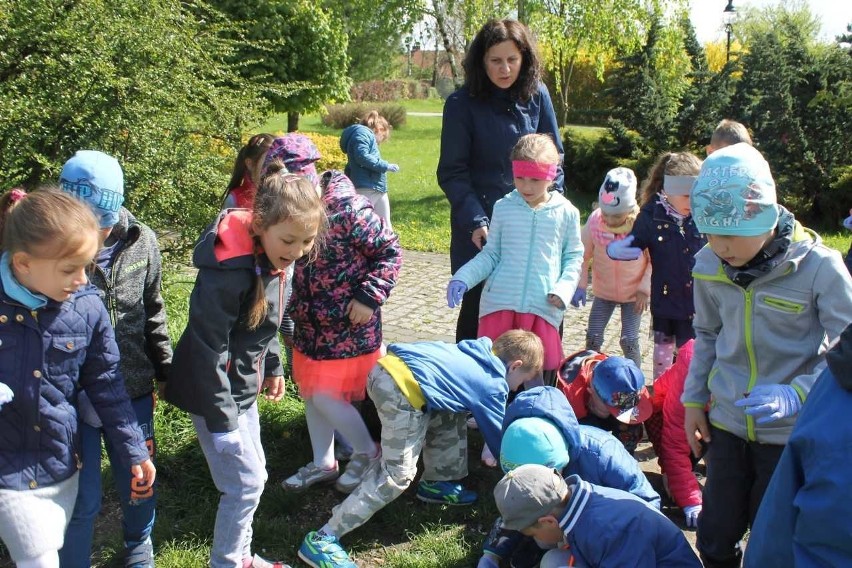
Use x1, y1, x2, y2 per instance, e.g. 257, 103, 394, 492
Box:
109, 207, 141, 243
320, 170, 360, 212
192, 210, 257, 271
503, 386, 582, 461
827, 323, 852, 391
456, 337, 506, 377
505, 188, 569, 211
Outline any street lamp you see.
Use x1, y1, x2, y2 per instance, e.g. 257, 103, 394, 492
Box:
723, 0, 737, 63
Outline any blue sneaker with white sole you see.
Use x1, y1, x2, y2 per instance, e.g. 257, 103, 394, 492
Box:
298, 531, 356, 568
416, 480, 477, 505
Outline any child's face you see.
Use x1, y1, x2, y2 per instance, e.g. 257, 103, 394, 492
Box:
374, 125, 389, 144
506, 362, 539, 392
520, 516, 563, 545
706, 232, 774, 267
587, 385, 612, 419
12, 235, 98, 302
663, 192, 691, 216
515, 176, 552, 208
256, 217, 319, 271
602, 212, 630, 229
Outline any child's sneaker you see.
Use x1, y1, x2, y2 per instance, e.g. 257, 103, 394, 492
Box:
251, 553, 291, 568
335, 446, 381, 493
298, 531, 356, 568
416, 480, 477, 505
281, 462, 339, 492
124, 537, 153, 568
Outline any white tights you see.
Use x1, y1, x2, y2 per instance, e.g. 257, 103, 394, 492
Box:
17, 552, 59, 568
304, 394, 376, 469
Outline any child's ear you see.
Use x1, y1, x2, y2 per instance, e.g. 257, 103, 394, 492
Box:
507, 359, 524, 373
537, 514, 559, 528
11, 251, 31, 274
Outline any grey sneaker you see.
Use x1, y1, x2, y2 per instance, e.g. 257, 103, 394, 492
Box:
335, 448, 381, 493
281, 462, 339, 492
125, 537, 153, 568
251, 553, 291, 568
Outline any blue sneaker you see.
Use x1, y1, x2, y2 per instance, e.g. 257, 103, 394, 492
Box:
124, 537, 154, 568
298, 531, 356, 568
416, 480, 477, 505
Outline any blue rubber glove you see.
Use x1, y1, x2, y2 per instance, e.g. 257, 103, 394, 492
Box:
387, 163, 400, 173
734, 384, 802, 424
843, 215, 852, 231
211, 430, 243, 455
606, 235, 642, 261
0, 382, 13, 409
683, 504, 702, 528
447, 280, 468, 308
570, 288, 587, 308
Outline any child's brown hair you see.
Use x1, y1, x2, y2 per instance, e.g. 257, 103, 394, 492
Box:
244, 162, 328, 329
511, 134, 560, 165
360, 110, 391, 142
0, 188, 99, 258
493, 330, 545, 373
222, 133, 275, 204
709, 119, 752, 151
639, 152, 703, 206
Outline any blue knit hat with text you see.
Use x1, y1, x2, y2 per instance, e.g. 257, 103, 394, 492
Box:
500, 417, 569, 473
59, 150, 124, 228
691, 143, 778, 236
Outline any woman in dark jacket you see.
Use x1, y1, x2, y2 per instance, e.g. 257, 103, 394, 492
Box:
437, 18, 564, 341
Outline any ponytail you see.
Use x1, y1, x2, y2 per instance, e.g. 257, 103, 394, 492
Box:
245, 253, 269, 330
0, 188, 26, 250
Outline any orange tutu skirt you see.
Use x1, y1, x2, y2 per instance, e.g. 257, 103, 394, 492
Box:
292, 348, 381, 401
478, 310, 563, 371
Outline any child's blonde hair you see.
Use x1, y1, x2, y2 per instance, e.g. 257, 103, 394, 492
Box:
511, 134, 560, 165
361, 110, 391, 142
493, 330, 545, 373
244, 161, 328, 329
0, 189, 99, 258
640, 152, 703, 206
709, 119, 752, 150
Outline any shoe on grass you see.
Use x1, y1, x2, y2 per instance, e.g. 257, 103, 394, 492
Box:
298, 531, 356, 568
124, 536, 153, 568
281, 462, 339, 492
416, 480, 477, 505
251, 553, 291, 568
335, 447, 381, 493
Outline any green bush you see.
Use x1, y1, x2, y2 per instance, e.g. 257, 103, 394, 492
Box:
322, 103, 407, 129
350, 80, 432, 102
303, 132, 347, 172
561, 127, 616, 195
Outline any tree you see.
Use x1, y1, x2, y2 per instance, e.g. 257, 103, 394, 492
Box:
210, 0, 350, 131
0, 0, 264, 259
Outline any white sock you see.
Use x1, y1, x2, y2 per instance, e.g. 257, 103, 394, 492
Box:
17, 551, 59, 568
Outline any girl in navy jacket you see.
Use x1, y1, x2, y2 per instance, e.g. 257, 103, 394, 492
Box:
0, 190, 154, 568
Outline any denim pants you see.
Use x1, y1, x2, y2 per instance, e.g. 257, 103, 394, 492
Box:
60, 394, 156, 568
192, 403, 267, 568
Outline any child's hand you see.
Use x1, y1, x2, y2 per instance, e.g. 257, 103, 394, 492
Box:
634, 291, 649, 314
684, 406, 711, 458
548, 293, 566, 310
346, 299, 374, 325
0, 382, 14, 409
606, 235, 642, 261
734, 384, 801, 424
131, 459, 156, 490
261, 375, 286, 402
387, 163, 400, 173
471, 226, 488, 250
570, 288, 586, 308
447, 280, 468, 308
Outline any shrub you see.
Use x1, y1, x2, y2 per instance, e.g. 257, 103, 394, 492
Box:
350, 80, 431, 102
322, 103, 407, 129
300, 132, 347, 172
561, 127, 616, 195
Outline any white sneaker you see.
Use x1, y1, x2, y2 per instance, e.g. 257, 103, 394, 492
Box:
335, 447, 381, 493
281, 462, 339, 492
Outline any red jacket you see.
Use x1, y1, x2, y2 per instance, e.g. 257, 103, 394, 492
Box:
653, 340, 702, 509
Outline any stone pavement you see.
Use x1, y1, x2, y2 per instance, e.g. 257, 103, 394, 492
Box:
381, 249, 657, 382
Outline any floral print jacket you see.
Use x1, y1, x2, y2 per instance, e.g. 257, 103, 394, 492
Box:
290, 170, 402, 360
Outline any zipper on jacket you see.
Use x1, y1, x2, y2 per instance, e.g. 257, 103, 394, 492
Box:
521, 210, 538, 311
743, 288, 758, 441
761, 296, 805, 314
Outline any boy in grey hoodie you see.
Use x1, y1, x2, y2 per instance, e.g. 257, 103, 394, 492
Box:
682, 143, 852, 568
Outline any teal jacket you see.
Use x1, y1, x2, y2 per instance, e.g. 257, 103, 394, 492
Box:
452, 190, 583, 329
682, 224, 852, 444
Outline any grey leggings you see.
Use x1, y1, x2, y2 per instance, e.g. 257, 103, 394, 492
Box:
585, 297, 642, 367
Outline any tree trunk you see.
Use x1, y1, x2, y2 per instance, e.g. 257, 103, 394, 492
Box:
434, 8, 461, 86
287, 111, 300, 132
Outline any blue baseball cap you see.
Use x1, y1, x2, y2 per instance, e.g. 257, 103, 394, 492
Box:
591, 357, 652, 424
59, 150, 124, 228
500, 417, 569, 474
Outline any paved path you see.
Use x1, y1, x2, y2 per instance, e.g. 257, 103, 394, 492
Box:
382, 249, 657, 382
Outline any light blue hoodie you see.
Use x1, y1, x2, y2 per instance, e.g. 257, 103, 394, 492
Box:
340, 124, 390, 193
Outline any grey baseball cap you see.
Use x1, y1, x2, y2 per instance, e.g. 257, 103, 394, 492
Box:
493, 464, 568, 531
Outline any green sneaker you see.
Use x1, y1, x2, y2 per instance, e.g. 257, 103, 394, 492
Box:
416, 480, 477, 505
298, 531, 355, 568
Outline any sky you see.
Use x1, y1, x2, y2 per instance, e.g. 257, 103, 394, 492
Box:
689, 0, 852, 44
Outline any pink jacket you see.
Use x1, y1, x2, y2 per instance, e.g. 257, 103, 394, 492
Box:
579, 209, 651, 303
653, 340, 702, 509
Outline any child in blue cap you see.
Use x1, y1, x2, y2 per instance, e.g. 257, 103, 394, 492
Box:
683, 142, 852, 568
57, 150, 172, 568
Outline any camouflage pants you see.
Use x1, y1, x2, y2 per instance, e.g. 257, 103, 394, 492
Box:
328, 365, 468, 537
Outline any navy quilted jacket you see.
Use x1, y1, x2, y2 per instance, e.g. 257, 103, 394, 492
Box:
0, 284, 149, 491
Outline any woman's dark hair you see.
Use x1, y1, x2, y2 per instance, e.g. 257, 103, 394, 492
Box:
222, 133, 275, 201
463, 19, 541, 102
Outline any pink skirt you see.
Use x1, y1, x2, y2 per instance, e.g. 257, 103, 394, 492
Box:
292, 348, 381, 402
478, 310, 563, 371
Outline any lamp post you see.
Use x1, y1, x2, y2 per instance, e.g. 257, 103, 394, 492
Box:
723, 0, 737, 63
